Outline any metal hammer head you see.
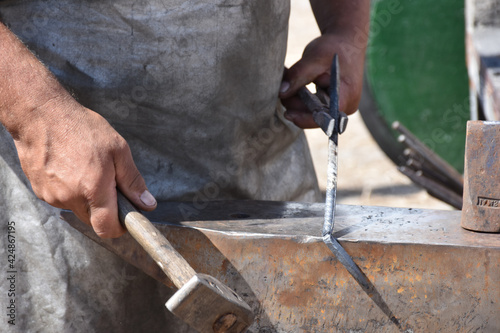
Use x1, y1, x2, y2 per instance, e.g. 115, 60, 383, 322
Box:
462, 120, 500, 232
166, 273, 254, 333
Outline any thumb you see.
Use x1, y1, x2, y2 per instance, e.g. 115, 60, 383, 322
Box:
279, 61, 328, 99
114, 145, 157, 212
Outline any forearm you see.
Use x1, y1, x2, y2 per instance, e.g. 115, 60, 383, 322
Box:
310, 0, 370, 36
310, 0, 370, 65
0, 22, 75, 141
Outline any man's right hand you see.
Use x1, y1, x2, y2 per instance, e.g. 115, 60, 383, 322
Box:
15, 97, 157, 238
0, 23, 155, 238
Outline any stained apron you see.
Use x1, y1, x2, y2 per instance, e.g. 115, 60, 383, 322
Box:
0, 1, 320, 331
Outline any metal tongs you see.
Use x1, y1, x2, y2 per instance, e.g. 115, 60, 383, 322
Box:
298, 54, 369, 288
299, 54, 401, 328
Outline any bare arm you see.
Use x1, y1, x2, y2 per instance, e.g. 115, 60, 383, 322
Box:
0, 23, 156, 238
280, 0, 370, 127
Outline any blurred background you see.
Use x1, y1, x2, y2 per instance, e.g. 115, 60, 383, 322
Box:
285, 0, 471, 210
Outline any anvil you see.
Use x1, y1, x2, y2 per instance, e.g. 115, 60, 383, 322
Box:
61, 200, 500, 332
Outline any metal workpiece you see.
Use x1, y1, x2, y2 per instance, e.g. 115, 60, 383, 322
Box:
461, 120, 500, 232
307, 55, 397, 327
62, 201, 500, 332
307, 55, 388, 324
322, 138, 338, 237
319, 54, 344, 238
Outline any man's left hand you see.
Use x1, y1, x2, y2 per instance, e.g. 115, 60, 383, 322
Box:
279, 33, 366, 129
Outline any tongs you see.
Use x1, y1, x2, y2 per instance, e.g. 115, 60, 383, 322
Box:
299, 54, 401, 328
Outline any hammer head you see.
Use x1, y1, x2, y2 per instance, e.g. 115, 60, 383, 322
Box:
166, 273, 254, 333
461, 121, 500, 232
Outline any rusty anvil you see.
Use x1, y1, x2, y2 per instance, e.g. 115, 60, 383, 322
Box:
61, 200, 500, 332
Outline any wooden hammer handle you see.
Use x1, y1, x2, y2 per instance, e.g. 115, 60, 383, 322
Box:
117, 192, 196, 288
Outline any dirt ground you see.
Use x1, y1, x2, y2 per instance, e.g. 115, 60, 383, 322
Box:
287, 0, 452, 210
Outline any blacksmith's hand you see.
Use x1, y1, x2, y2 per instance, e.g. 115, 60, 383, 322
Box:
279, 0, 370, 128
14, 98, 157, 238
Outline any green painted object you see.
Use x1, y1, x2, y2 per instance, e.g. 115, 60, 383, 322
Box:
364, 0, 469, 173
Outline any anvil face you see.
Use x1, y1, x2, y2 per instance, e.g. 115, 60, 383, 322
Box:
61, 201, 500, 332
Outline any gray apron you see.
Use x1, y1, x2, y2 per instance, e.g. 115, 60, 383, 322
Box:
0, 1, 320, 331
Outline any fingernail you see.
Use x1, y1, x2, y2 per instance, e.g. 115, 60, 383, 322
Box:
280, 81, 290, 94
140, 190, 156, 207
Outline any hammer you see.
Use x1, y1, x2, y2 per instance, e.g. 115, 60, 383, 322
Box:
117, 192, 254, 333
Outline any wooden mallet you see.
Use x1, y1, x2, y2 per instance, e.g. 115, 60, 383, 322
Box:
117, 192, 254, 333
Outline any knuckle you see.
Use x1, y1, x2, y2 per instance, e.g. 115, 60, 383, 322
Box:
113, 134, 129, 152
33, 186, 71, 209
89, 209, 123, 239
127, 170, 144, 190
82, 183, 100, 201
